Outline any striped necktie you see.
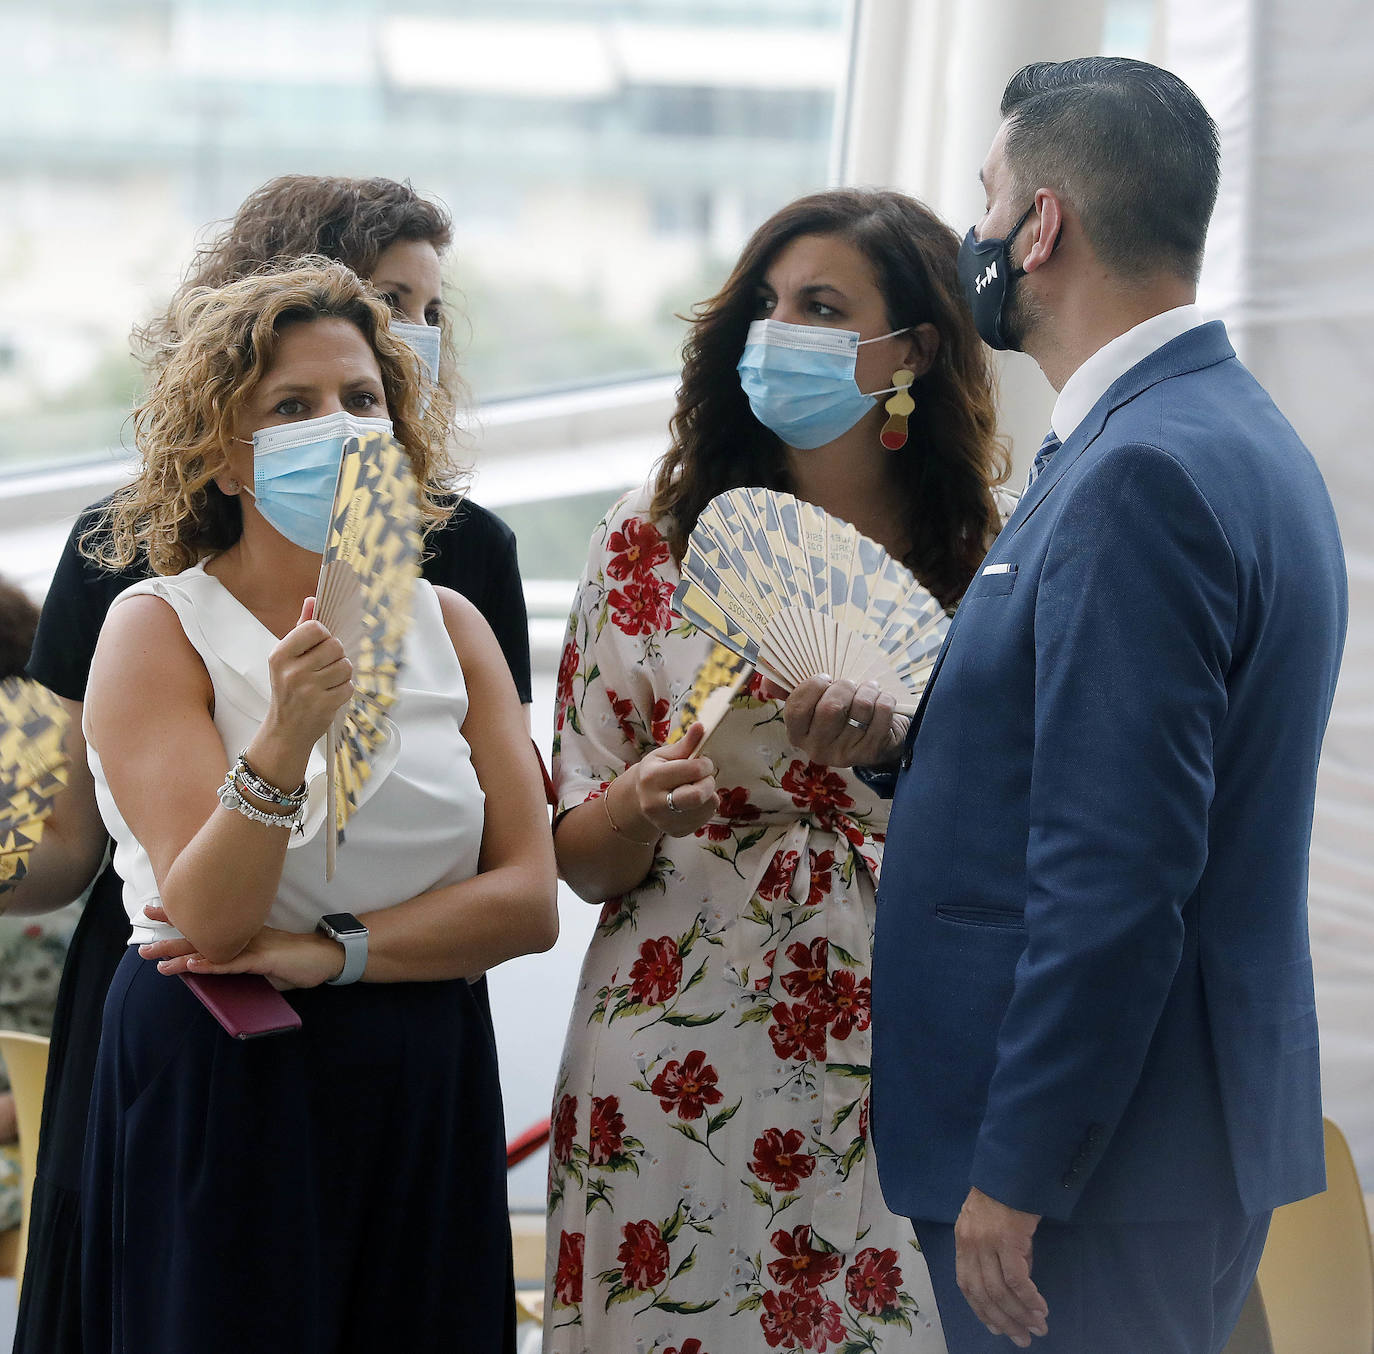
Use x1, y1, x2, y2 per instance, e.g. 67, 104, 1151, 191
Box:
1024, 429, 1062, 494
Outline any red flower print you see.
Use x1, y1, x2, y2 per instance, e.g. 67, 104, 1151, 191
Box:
606, 517, 670, 581
754, 948, 776, 992
845, 1246, 904, 1316
665, 1342, 706, 1354
768, 1001, 828, 1062
823, 970, 872, 1041
779, 938, 831, 1004
649, 1049, 723, 1121
553, 1230, 584, 1306
805, 849, 835, 905
779, 760, 854, 819
599, 896, 624, 926
617, 1218, 670, 1291
812, 1296, 846, 1349
605, 689, 640, 746
650, 697, 671, 746
552, 1094, 577, 1164
629, 936, 682, 1006
745, 670, 776, 703
858, 1097, 870, 1142
587, 1094, 626, 1164
760, 1287, 815, 1349
761, 1288, 844, 1350
767, 1224, 844, 1292
701, 784, 762, 842
556, 638, 579, 709
758, 849, 800, 902
719, 785, 761, 821
837, 816, 866, 850
749, 1127, 818, 1193
608, 576, 674, 637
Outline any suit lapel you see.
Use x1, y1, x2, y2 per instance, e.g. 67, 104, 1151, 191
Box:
903, 321, 1238, 746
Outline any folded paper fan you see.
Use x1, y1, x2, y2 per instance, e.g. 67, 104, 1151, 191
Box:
314, 430, 421, 880
0, 677, 71, 889
671, 487, 949, 716
668, 643, 755, 753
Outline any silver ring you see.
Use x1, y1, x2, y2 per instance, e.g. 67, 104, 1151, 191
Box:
666, 788, 681, 813
846, 716, 870, 731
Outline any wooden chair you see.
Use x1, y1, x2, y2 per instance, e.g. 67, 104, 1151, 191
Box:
0, 1031, 51, 1296
1222, 1117, 1374, 1354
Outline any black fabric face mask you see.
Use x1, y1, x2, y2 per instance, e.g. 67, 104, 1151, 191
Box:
956, 202, 1036, 351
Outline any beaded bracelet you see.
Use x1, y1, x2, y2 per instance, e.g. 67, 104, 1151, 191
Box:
602, 780, 658, 846
233, 753, 308, 809
218, 771, 306, 834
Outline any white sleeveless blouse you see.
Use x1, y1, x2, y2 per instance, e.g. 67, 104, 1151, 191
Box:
87, 562, 485, 947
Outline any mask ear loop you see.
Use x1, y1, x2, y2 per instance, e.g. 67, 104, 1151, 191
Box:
1004, 200, 1041, 282
229, 436, 257, 498
855, 327, 915, 399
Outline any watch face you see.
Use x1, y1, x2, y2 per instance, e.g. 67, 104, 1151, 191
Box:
320, 912, 367, 937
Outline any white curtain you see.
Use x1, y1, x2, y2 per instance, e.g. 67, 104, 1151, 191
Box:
1169, 0, 1374, 1182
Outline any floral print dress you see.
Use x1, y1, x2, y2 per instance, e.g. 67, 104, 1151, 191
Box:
0, 901, 82, 1231
545, 488, 947, 1354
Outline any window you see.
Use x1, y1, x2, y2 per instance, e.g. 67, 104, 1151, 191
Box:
0, 0, 851, 473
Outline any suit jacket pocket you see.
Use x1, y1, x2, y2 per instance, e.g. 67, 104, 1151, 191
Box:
970, 562, 1017, 597
936, 904, 1026, 931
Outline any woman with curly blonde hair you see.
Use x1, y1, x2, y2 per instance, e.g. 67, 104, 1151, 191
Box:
79, 260, 557, 1354
16, 175, 533, 1354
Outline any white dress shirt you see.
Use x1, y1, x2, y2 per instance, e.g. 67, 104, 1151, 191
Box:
1050, 304, 1206, 443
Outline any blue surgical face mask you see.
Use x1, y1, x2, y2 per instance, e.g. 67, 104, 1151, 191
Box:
736, 318, 910, 450
390, 319, 442, 384
239, 410, 393, 553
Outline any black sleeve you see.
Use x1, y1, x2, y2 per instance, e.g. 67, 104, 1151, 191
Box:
422, 499, 533, 704
26, 498, 150, 702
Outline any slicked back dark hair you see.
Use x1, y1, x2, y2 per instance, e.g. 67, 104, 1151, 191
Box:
1000, 58, 1220, 282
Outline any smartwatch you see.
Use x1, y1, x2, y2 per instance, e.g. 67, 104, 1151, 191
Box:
317, 912, 368, 986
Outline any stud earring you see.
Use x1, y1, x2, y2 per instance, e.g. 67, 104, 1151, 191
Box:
880, 370, 916, 450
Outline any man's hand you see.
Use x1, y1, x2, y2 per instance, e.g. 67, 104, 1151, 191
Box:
954, 1186, 1049, 1346
776, 677, 907, 769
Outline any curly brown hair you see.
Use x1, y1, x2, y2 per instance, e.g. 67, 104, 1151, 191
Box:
135, 175, 464, 400
0, 576, 39, 679
91, 260, 456, 576
651, 188, 1008, 609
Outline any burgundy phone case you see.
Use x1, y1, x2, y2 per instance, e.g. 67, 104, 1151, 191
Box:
179, 971, 302, 1039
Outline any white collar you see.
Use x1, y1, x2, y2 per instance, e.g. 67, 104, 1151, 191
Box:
1050, 304, 1206, 443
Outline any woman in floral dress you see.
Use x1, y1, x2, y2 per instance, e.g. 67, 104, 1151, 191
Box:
546, 189, 1008, 1354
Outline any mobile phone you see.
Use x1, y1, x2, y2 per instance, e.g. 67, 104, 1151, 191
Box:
179, 971, 302, 1039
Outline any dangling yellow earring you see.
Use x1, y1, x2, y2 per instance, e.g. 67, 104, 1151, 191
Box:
880, 370, 916, 450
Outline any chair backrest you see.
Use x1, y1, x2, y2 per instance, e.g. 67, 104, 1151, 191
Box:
0, 1030, 51, 1295
1254, 1117, 1374, 1354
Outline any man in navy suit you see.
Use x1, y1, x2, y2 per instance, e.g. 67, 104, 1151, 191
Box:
782, 58, 1347, 1351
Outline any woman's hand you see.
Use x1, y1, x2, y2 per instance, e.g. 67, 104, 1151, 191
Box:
779, 677, 908, 769
615, 721, 718, 840
261, 598, 354, 754
138, 905, 345, 990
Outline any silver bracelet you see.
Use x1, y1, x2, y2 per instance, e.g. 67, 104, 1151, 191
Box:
233, 754, 308, 809
218, 771, 306, 834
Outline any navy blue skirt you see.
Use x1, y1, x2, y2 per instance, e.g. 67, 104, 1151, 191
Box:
82, 947, 513, 1354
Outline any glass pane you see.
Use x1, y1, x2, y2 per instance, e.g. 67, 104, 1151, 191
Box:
0, 0, 850, 474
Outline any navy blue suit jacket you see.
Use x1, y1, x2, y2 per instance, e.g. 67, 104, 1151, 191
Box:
871, 322, 1347, 1224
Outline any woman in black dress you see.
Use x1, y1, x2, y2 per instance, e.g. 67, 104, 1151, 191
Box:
15, 176, 533, 1354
